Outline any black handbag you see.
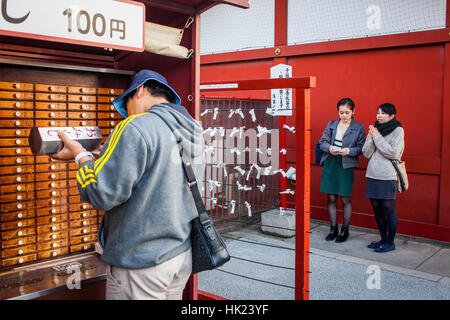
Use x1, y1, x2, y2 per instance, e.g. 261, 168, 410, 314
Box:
152, 111, 230, 274
315, 141, 324, 165
181, 160, 231, 274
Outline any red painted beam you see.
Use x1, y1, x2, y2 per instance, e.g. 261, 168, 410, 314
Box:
200, 77, 316, 91
274, 0, 287, 46
201, 28, 450, 65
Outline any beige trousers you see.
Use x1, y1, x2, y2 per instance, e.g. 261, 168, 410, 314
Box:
105, 249, 192, 300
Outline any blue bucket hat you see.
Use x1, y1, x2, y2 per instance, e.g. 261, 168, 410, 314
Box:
113, 69, 181, 118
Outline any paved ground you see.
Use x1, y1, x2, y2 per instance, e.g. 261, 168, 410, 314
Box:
198, 218, 450, 300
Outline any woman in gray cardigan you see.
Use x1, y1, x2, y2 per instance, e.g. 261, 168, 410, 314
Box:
362, 103, 404, 253
318, 98, 366, 243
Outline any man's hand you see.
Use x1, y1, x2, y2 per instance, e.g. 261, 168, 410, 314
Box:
50, 131, 85, 161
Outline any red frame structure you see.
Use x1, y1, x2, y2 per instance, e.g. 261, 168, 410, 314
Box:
195, 76, 316, 300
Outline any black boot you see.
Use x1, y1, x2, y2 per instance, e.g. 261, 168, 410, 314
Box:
335, 226, 349, 243
325, 225, 339, 241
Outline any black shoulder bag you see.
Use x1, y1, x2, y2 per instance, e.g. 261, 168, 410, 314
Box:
153, 112, 230, 274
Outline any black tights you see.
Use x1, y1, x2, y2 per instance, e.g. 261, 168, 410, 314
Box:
327, 194, 352, 229
369, 198, 398, 244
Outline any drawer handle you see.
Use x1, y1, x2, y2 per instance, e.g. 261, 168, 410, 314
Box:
15, 111, 21, 117
110, 105, 115, 110
50, 173, 56, 179
82, 204, 88, 209
14, 93, 21, 99
81, 121, 87, 126
52, 243, 58, 248
50, 112, 56, 117
18, 249, 24, 255
50, 121, 56, 126
83, 237, 88, 242
83, 229, 88, 234
16, 158, 22, 164
14, 83, 21, 89
17, 221, 23, 227
51, 191, 57, 196
17, 213, 23, 218
51, 217, 57, 223
50, 103, 56, 109
16, 168, 22, 173
15, 120, 21, 126
51, 225, 57, 231
110, 89, 115, 94
52, 252, 58, 257
81, 113, 87, 118
16, 194, 22, 200
18, 258, 24, 264
17, 204, 22, 210
15, 102, 21, 108
16, 139, 21, 145
16, 130, 21, 135
50, 182, 56, 187
51, 208, 57, 214
16, 177, 22, 182
16, 148, 21, 154
49, 86, 55, 91
52, 234, 57, 239
18, 231, 23, 236
16, 185, 22, 191
51, 164, 56, 170
49, 94, 55, 99
110, 97, 114, 102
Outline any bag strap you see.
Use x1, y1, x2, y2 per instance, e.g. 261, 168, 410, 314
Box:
151, 112, 209, 219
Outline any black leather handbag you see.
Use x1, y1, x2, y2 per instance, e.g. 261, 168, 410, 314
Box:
182, 160, 231, 274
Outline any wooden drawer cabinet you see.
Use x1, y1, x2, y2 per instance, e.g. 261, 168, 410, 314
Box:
35, 93, 67, 101
0, 101, 33, 109
37, 205, 68, 217
0, 182, 34, 194
1, 218, 35, 231
37, 214, 68, 225
38, 247, 69, 259
35, 84, 66, 93
0, 109, 34, 118
2, 236, 36, 249
68, 120, 96, 127
35, 101, 67, 110
1, 227, 35, 240
98, 88, 123, 95
0, 81, 33, 91
1, 210, 34, 222
1, 200, 34, 212
2, 253, 37, 267
69, 203, 94, 212
0, 91, 33, 100
2, 244, 36, 258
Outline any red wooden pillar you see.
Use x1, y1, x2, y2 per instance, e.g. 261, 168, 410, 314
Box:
295, 88, 311, 300
438, 41, 450, 227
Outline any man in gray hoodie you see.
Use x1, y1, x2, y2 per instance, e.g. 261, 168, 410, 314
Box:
51, 70, 204, 300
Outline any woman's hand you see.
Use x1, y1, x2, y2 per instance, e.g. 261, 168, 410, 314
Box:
337, 148, 350, 156
329, 146, 339, 155
50, 131, 85, 161
368, 125, 380, 137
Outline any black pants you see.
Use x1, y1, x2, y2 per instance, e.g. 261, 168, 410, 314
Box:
369, 198, 398, 244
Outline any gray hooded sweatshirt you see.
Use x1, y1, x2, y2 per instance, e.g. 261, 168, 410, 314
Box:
77, 103, 204, 269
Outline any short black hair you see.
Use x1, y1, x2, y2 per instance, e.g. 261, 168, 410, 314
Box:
378, 103, 396, 116
143, 80, 176, 103
337, 97, 355, 111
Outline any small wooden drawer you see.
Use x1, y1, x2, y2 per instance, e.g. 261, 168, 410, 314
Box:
37, 214, 68, 226
35, 110, 67, 119
68, 186, 80, 196
0, 109, 34, 118
98, 95, 117, 103
1, 235, 36, 249
35, 101, 67, 110
68, 103, 96, 111
0, 81, 33, 91
98, 88, 123, 95
69, 225, 97, 237
35, 179, 67, 190
0, 156, 34, 166
67, 119, 96, 127
0, 91, 33, 100
69, 179, 78, 187
67, 111, 96, 119
35, 155, 53, 163
69, 203, 93, 212
68, 162, 79, 171
35, 93, 67, 101
1, 218, 35, 231
97, 104, 116, 112
0, 174, 34, 184
69, 218, 97, 229
69, 195, 82, 203
0, 101, 33, 109
37, 205, 68, 217
37, 230, 67, 242
0, 164, 34, 175
97, 111, 119, 120
98, 120, 118, 128
1, 227, 35, 240
36, 188, 68, 199
1, 210, 34, 223
0, 182, 34, 194
35, 171, 67, 181
69, 210, 97, 220
0, 119, 33, 127
37, 239, 68, 251
0, 147, 33, 156
100, 128, 114, 137
0, 137, 29, 147
38, 247, 69, 259
70, 233, 97, 245
68, 95, 96, 103
2, 244, 36, 258
37, 222, 68, 234
2, 253, 37, 267
35, 197, 68, 208
35, 119, 67, 127
0, 201, 34, 213
0, 128, 31, 137
35, 84, 66, 93
68, 87, 96, 94
70, 242, 95, 253
0, 191, 34, 202
35, 162, 67, 172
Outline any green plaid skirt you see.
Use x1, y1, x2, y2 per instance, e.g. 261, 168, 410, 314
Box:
320, 155, 354, 197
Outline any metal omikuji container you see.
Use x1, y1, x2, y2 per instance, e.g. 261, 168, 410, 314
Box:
28, 126, 103, 155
